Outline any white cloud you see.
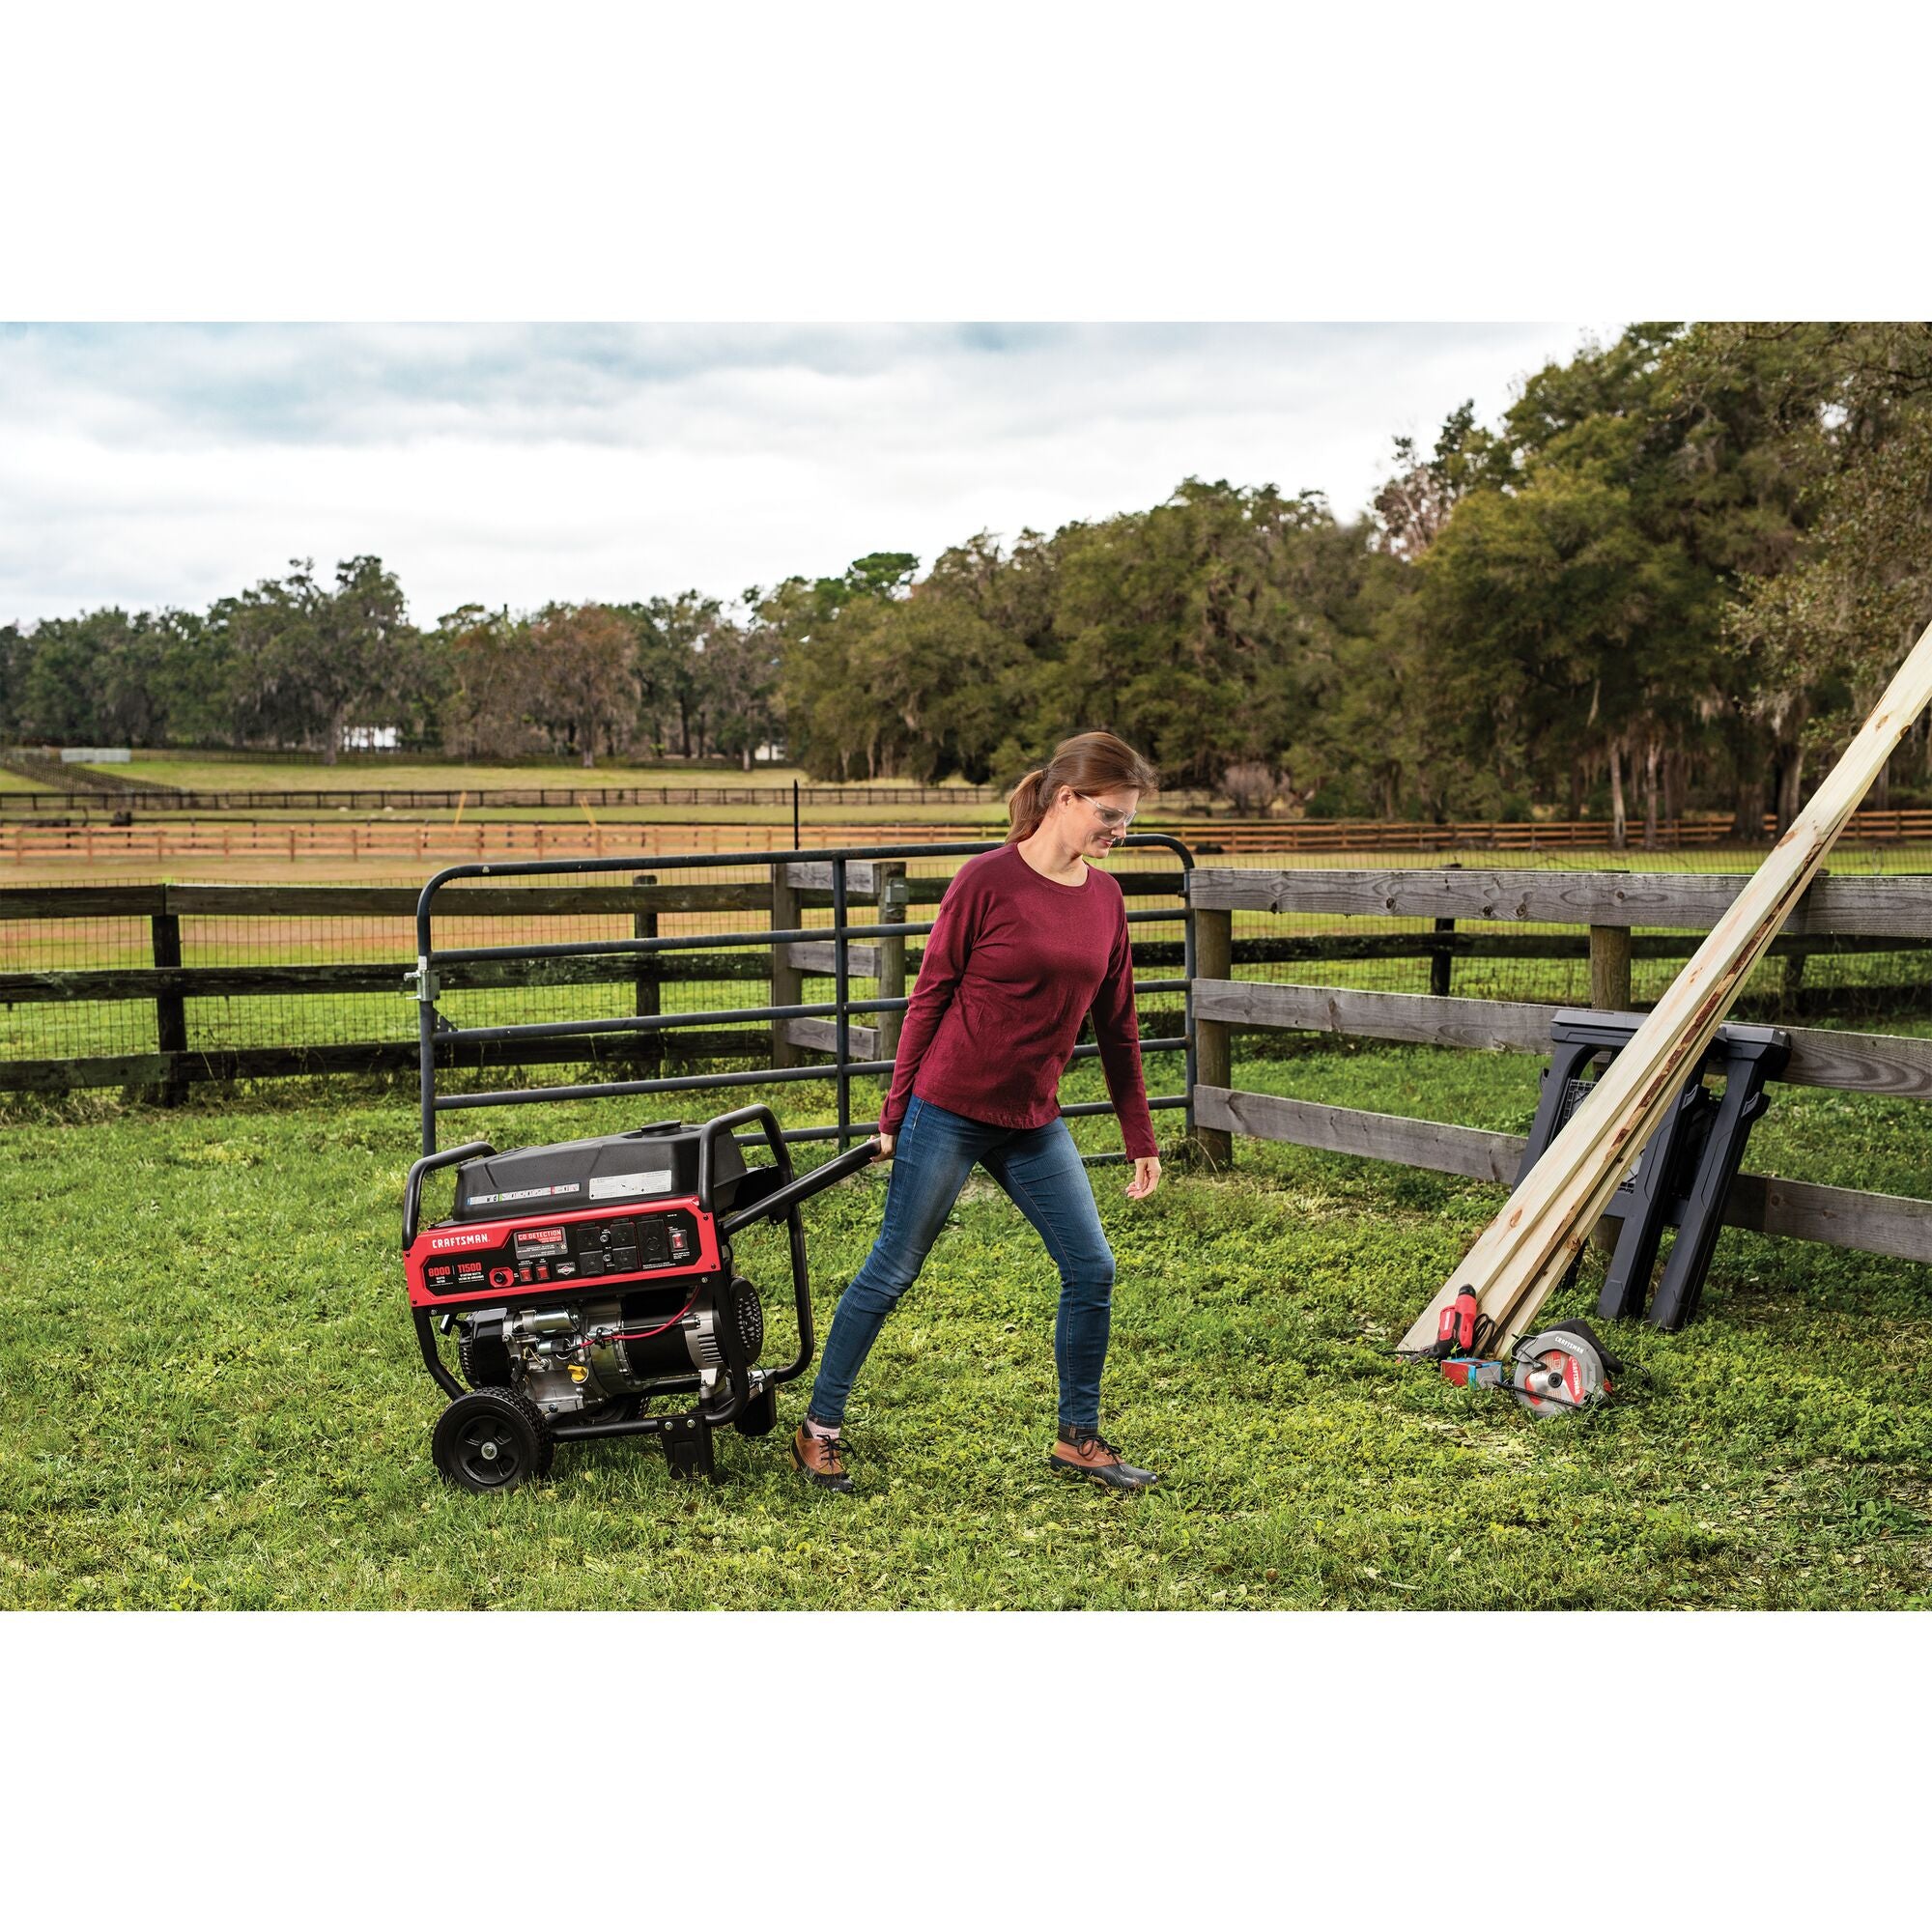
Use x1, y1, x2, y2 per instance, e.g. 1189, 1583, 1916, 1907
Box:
0, 322, 1616, 625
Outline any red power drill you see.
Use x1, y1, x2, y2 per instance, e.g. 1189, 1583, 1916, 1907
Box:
1430, 1285, 1485, 1360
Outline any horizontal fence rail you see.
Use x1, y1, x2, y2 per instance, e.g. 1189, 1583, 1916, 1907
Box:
1188, 867, 1932, 937
1189, 1085, 1932, 1264
1185, 866, 1932, 1269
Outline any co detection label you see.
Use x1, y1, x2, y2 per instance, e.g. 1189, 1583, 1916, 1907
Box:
588, 1171, 674, 1200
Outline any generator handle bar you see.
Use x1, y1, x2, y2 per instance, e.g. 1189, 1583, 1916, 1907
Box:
697, 1103, 792, 1217
403, 1141, 497, 1251
719, 1135, 882, 1239
697, 1101, 838, 1397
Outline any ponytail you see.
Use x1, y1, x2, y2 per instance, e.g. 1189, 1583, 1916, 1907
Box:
1004, 768, 1053, 844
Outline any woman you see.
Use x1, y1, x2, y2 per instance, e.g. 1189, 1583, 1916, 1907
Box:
792, 730, 1164, 1494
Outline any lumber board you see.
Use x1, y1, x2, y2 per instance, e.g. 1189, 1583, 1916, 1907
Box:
1186, 867, 1932, 937
1193, 1085, 1932, 1264
1189, 978, 1932, 1099
1399, 616, 1932, 1353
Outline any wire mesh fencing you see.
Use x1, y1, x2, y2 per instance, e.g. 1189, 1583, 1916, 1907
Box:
0, 846, 1196, 1133
3, 837, 1928, 1112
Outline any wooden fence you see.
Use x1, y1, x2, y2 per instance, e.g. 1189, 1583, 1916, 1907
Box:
1187, 867, 1932, 1268
9, 859, 1932, 1285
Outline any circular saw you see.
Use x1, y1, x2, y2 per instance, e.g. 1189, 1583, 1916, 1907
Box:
1437, 1316, 1619, 1416
1509, 1318, 1616, 1415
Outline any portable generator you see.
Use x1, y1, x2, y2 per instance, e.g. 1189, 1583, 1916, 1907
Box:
405, 1106, 878, 1491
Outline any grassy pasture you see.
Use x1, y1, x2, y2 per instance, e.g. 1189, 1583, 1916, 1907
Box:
3, 1045, 1929, 1611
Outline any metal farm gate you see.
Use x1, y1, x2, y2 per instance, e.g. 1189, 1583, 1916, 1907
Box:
405, 836, 1198, 1159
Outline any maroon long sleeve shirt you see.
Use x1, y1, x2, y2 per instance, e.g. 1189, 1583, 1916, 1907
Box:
877, 843, 1159, 1160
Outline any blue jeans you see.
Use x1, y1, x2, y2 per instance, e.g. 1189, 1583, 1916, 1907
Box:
806, 1094, 1118, 1431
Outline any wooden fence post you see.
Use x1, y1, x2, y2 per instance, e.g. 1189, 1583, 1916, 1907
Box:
771, 865, 803, 1068
1588, 924, 1634, 1011
151, 907, 187, 1107
1193, 903, 1233, 1168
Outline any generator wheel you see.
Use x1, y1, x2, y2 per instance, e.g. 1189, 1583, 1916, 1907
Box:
432, 1387, 553, 1493
733, 1386, 779, 1436
458, 1329, 513, 1391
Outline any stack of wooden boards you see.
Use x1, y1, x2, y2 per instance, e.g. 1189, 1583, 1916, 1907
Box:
1398, 619, 1932, 1358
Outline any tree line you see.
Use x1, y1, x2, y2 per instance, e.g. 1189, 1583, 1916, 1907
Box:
0, 566, 778, 772
4, 323, 1929, 841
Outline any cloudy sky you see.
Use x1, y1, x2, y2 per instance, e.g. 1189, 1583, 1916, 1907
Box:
0, 322, 1617, 628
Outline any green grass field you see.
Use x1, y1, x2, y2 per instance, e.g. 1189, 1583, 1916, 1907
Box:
5, 1045, 1929, 1610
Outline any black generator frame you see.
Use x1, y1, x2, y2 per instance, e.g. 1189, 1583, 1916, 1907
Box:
403, 1107, 880, 1466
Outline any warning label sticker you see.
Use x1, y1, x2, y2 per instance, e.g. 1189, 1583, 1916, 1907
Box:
466, 1181, 584, 1208
588, 1171, 672, 1199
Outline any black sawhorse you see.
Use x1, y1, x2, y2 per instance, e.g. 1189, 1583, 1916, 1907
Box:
1517, 1009, 1792, 1331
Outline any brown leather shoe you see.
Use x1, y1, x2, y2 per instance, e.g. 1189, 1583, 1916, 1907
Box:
1048, 1423, 1159, 1491
791, 1424, 855, 1493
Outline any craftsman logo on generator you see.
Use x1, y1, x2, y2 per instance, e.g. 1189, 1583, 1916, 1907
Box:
429, 1230, 496, 1251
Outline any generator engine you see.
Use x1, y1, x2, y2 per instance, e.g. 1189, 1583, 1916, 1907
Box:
458, 1278, 766, 1420
404, 1107, 878, 1491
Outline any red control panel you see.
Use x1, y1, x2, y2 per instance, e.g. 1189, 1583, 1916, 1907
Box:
406, 1197, 719, 1310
